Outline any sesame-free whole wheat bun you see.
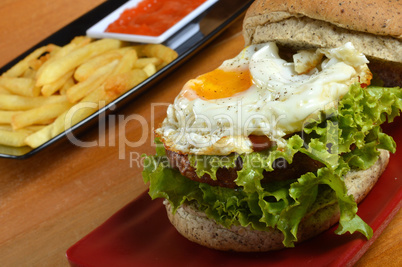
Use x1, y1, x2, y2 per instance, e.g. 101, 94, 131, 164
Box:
243, 0, 402, 86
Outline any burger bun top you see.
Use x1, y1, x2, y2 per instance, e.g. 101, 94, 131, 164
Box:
242, 0, 402, 86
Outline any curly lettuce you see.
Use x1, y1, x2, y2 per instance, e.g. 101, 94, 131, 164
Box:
143, 84, 401, 247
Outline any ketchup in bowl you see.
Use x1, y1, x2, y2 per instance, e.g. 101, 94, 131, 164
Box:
106, 0, 207, 36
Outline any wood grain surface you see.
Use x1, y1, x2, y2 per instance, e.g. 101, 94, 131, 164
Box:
0, 0, 400, 266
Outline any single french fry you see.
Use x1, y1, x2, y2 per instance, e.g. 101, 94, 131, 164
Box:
41, 70, 74, 96
51, 36, 92, 60
132, 57, 162, 69
36, 39, 122, 86
0, 76, 40, 97
3, 44, 57, 77
23, 129, 51, 148
115, 46, 136, 54
65, 100, 102, 126
11, 101, 73, 130
81, 84, 111, 106
143, 63, 157, 77
74, 51, 122, 82
112, 49, 138, 75
0, 95, 67, 111
142, 44, 178, 63
67, 59, 118, 103
104, 69, 148, 97
71, 36, 92, 45
0, 110, 22, 124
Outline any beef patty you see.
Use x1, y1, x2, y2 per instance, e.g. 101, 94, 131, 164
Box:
166, 149, 324, 188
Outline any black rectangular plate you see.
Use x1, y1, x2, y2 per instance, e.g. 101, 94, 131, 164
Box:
0, 0, 254, 159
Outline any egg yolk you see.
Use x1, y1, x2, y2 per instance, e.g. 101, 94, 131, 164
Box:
189, 69, 252, 100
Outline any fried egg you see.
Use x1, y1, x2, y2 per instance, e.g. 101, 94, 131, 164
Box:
157, 42, 371, 155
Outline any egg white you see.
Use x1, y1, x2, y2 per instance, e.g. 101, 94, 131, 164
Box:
157, 42, 371, 155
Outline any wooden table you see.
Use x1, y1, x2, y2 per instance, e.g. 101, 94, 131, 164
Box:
0, 0, 400, 266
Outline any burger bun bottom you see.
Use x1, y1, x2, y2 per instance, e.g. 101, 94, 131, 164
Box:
164, 150, 390, 252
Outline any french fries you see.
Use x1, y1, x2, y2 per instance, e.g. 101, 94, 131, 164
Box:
41, 70, 74, 97
36, 38, 123, 86
0, 126, 41, 147
0, 36, 178, 149
74, 51, 121, 82
3, 44, 58, 77
66, 59, 119, 103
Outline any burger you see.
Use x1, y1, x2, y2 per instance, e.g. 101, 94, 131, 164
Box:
142, 0, 402, 251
